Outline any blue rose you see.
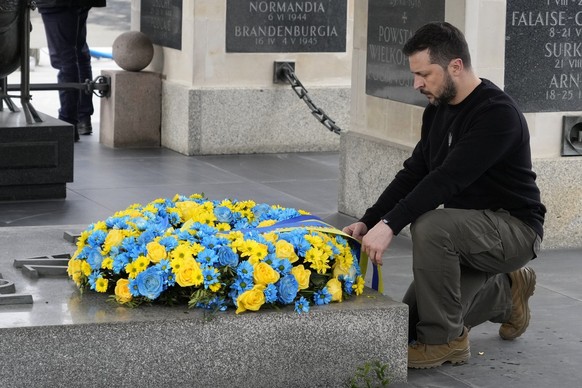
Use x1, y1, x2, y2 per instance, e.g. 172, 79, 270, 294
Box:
277, 275, 299, 304
217, 246, 239, 267
135, 266, 165, 300
214, 206, 233, 223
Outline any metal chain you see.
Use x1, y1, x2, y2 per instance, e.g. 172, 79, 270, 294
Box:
279, 64, 342, 135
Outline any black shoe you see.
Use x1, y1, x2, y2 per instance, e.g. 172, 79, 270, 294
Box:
78, 119, 92, 135
74, 127, 80, 142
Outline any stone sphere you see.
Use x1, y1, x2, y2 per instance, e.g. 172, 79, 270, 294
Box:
112, 31, 154, 72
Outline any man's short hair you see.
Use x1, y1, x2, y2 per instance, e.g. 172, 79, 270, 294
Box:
402, 22, 471, 69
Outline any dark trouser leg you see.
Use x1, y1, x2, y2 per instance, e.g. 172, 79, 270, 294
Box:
404, 208, 539, 345
76, 7, 94, 120
40, 8, 83, 124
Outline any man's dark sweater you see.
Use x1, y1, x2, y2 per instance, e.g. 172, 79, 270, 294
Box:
360, 79, 546, 239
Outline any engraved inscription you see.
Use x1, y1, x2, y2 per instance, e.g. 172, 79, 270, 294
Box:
365, 0, 445, 105
226, 0, 347, 53
505, 0, 582, 112
140, 0, 182, 50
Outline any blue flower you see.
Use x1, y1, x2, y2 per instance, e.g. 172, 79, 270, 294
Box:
86, 248, 104, 271
217, 246, 239, 267
197, 249, 218, 267
314, 287, 332, 305
88, 271, 101, 290
214, 206, 233, 223
277, 275, 299, 304
159, 236, 178, 250
231, 278, 253, 292
252, 203, 271, 220
202, 267, 219, 289
264, 283, 278, 303
236, 261, 254, 280
87, 230, 106, 248
135, 266, 165, 300
272, 258, 292, 276
112, 252, 130, 274
295, 296, 310, 314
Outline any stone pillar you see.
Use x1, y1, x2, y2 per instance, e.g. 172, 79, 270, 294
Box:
99, 70, 161, 148
341, 0, 582, 249
131, 0, 352, 155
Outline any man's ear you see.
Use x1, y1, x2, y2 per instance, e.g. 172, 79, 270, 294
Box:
449, 58, 463, 74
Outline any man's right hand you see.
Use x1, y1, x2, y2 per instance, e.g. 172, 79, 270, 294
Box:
342, 221, 368, 242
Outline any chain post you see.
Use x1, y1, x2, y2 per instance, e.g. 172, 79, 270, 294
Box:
277, 62, 342, 135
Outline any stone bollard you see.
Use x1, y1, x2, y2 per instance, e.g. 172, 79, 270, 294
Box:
99, 31, 161, 148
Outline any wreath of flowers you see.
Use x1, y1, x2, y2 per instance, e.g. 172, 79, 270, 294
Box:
67, 194, 365, 314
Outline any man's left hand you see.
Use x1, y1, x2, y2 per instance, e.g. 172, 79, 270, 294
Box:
361, 221, 394, 266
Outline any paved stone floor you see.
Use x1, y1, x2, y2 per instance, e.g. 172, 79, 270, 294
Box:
1, 3, 581, 386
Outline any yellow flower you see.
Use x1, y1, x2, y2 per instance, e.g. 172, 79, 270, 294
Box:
114, 278, 133, 303
326, 278, 343, 302
215, 222, 231, 232
103, 229, 125, 254
170, 243, 195, 261
67, 258, 84, 286
305, 234, 324, 247
76, 230, 91, 249
125, 262, 138, 279
236, 284, 266, 314
146, 241, 167, 263
304, 246, 323, 264
134, 256, 150, 274
175, 257, 203, 287
93, 220, 107, 232
353, 276, 365, 295
101, 257, 113, 270
175, 201, 202, 222
257, 219, 276, 228
275, 240, 299, 263
310, 255, 331, 275
81, 261, 92, 277
95, 277, 109, 293
262, 232, 278, 244
291, 264, 311, 290
253, 262, 280, 285
209, 283, 222, 292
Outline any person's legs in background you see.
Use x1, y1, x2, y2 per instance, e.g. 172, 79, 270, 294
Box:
76, 6, 94, 135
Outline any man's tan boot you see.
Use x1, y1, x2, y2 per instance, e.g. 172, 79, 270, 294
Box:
408, 327, 470, 369
499, 267, 536, 340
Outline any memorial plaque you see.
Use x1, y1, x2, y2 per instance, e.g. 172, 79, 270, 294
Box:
505, 0, 582, 112
365, 0, 445, 105
226, 0, 347, 52
140, 0, 182, 50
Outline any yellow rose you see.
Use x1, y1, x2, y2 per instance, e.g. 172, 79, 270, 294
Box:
291, 264, 311, 290
67, 258, 84, 286
103, 229, 125, 254
326, 278, 343, 302
146, 241, 167, 263
275, 240, 299, 263
115, 279, 133, 303
236, 285, 266, 314
175, 258, 203, 287
253, 262, 280, 285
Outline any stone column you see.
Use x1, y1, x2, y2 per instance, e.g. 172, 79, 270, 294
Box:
341, 0, 582, 249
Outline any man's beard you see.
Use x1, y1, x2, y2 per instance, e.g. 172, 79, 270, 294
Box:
431, 73, 457, 106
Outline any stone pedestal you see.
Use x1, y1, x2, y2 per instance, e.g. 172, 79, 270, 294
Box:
0, 111, 73, 200
99, 70, 161, 148
0, 225, 409, 386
